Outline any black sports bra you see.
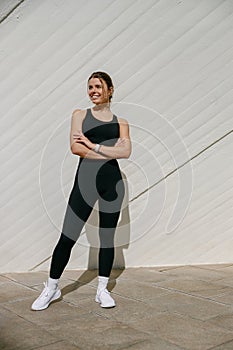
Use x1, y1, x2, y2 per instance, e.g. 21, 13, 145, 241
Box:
82, 108, 120, 147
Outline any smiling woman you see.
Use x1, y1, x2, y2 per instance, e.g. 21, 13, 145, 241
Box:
70, 72, 131, 160
88, 71, 114, 104
31, 71, 131, 311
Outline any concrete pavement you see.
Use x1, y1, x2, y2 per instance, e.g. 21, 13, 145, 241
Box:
1, 264, 233, 349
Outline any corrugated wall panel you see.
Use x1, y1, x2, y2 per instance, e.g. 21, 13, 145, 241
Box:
0, 0, 232, 272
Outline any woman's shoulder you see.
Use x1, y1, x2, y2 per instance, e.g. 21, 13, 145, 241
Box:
117, 116, 129, 125
72, 108, 87, 119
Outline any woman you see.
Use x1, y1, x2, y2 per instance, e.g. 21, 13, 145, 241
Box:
31, 71, 131, 310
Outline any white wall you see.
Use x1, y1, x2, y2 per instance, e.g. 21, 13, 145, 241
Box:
0, 0, 232, 273
0, 0, 22, 21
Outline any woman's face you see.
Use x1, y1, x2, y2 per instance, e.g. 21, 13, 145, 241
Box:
88, 78, 111, 105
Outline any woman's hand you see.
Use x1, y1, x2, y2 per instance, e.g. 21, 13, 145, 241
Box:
73, 131, 95, 150
115, 138, 127, 147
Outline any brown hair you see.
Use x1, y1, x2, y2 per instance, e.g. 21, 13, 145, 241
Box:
88, 71, 114, 101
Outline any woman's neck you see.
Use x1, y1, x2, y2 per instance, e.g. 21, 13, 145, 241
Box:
92, 102, 111, 112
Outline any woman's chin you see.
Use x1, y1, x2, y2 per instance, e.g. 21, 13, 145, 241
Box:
93, 102, 106, 107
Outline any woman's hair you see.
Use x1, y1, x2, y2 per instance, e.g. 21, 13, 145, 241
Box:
88, 71, 114, 101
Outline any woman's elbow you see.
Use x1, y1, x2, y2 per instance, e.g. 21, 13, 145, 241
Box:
122, 148, 131, 159
71, 144, 77, 154
71, 144, 85, 157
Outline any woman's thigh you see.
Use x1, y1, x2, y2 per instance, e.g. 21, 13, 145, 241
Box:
61, 176, 97, 242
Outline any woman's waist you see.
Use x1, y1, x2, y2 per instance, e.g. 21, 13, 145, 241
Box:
77, 158, 120, 173
75, 158, 122, 184
79, 157, 119, 166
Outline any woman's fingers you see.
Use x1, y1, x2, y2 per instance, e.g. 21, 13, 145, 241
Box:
73, 131, 84, 141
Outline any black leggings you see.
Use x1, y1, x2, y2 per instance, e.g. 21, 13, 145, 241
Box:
50, 159, 125, 279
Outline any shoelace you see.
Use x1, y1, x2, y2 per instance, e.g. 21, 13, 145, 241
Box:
40, 282, 54, 298
99, 288, 110, 296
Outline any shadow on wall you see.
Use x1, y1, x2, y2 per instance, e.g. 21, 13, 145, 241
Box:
61, 171, 130, 296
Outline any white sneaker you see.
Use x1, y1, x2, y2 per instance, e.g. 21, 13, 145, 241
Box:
31, 282, 61, 311
95, 288, 115, 308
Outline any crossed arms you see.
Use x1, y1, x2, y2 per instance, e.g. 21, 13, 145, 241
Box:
70, 109, 131, 160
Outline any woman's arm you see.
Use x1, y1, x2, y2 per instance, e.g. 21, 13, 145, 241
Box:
98, 118, 131, 159
74, 117, 131, 159
70, 109, 108, 160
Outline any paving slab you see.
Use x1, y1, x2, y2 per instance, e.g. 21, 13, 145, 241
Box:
207, 289, 233, 305
35, 340, 82, 349
213, 276, 233, 288
117, 267, 170, 283
155, 278, 232, 298
111, 279, 171, 300
215, 265, 233, 273
120, 337, 185, 350
3, 271, 48, 287
209, 340, 233, 350
0, 281, 37, 303
133, 312, 233, 350
47, 316, 149, 350
192, 264, 233, 271
2, 298, 88, 329
160, 266, 229, 282
0, 306, 59, 350
62, 269, 98, 284
143, 291, 233, 321
0, 275, 12, 284
60, 280, 96, 305
207, 314, 233, 332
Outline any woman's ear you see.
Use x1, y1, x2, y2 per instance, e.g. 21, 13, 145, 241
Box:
109, 86, 114, 98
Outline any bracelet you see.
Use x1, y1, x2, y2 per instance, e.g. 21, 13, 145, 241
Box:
94, 144, 101, 153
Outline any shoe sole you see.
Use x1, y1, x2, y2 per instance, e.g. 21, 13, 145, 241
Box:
95, 296, 115, 308
31, 290, 62, 311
